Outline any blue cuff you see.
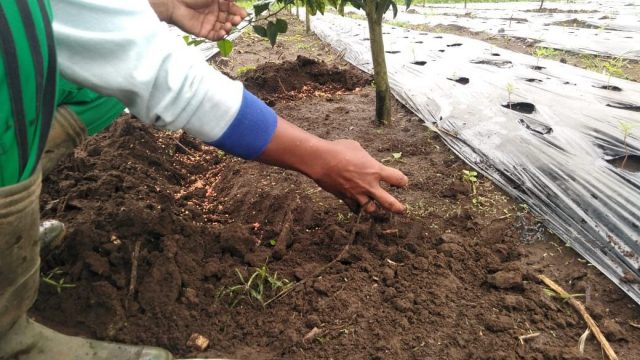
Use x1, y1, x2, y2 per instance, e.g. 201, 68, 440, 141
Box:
209, 89, 277, 159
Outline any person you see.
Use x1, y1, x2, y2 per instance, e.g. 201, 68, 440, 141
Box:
0, 0, 409, 359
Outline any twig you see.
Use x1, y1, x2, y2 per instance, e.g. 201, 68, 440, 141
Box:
175, 141, 194, 155
578, 328, 590, 354
629, 321, 640, 329
128, 240, 142, 299
538, 275, 618, 360
518, 332, 541, 344
264, 209, 368, 306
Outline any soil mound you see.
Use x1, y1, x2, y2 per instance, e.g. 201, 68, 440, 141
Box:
241, 55, 371, 104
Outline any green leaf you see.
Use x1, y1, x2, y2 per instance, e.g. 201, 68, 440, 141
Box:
253, 25, 268, 37
182, 35, 190, 44
390, 1, 398, 18
253, 1, 271, 17
269, 239, 277, 247
217, 39, 233, 57
316, 0, 326, 15
275, 18, 288, 33
266, 21, 279, 47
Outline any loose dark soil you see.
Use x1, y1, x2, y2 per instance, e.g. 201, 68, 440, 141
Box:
34, 15, 640, 359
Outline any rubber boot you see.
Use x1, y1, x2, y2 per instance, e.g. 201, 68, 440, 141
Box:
0, 170, 173, 360
39, 219, 66, 253
40, 107, 87, 177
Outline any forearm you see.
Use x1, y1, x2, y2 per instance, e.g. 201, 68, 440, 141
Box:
256, 117, 331, 179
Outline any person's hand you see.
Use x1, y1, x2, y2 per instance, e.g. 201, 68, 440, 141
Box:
310, 139, 408, 214
150, 0, 248, 41
256, 117, 408, 214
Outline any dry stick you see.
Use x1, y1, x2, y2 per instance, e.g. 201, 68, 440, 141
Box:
128, 240, 142, 300
264, 209, 367, 306
518, 332, 541, 344
538, 275, 618, 360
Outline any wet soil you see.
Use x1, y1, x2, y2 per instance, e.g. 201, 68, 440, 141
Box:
34, 14, 640, 360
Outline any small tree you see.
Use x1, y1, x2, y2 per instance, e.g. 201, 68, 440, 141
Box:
335, 0, 412, 125
539, 0, 545, 10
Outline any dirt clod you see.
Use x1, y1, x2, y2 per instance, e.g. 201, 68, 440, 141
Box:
487, 270, 523, 289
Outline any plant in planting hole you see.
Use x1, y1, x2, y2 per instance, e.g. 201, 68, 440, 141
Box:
585, 56, 628, 86
218, 265, 293, 307
462, 170, 478, 196
41, 267, 76, 294
506, 82, 515, 108
532, 47, 557, 66
618, 121, 638, 170
333, 0, 413, 125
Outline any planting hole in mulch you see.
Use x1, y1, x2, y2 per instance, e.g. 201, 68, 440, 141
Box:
594, 84, 623, 92
410, 61, 427, 66
471, 58, 514, 68
447, 43, 463, 47
385, 50, 401, 54
502, 102, 536, 114
607, 155, 640, 173
447, 76, 470, 85
606, 102, 640, 112
518, 117, 553, 135
529, 65, 546, 71
524, 78, 543, 83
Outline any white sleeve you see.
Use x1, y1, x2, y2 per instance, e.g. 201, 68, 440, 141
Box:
51, 0, 243, 142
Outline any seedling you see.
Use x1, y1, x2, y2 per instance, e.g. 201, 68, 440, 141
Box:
585, 56, 628, 86
462, 170, 480, 205
532, 47, 557, 66
41, 267, 76, 294
505, 82, 515, 108
219, 264, 293, 307
619, 121, 638, 170
382, 152, 405, 163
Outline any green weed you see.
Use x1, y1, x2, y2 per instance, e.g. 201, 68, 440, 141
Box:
41, 267, 76, 294
236, 65, 257, 76
219, 265, 293, 307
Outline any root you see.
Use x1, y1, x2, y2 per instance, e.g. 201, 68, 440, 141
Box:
538, 275, 618, 360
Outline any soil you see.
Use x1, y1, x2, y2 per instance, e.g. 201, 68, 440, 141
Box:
548, 19, 605, 30
34, 14, 640, 360
523, 8, 599, 14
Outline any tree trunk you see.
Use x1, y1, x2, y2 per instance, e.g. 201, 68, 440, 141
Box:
365, 3, 392, 125
540, 0, 544, 10
464, 0, 467, 9
305, 5, 311, 33
296, 1, 299, 18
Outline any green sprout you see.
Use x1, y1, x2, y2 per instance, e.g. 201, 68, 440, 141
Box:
219, 265, 293, 307
585, 56, 628, 86
619, 121, 638, 170
462, 170, 480, 205
506, 82, 515, 108
532, 47, 557, 66
382, 152, 405, 163
41, 267, 76, 294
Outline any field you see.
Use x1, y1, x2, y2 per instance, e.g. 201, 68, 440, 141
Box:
34, 2, 640, 360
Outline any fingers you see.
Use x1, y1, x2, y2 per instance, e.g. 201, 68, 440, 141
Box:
370, 187, 405, 214
379, 165, 409, 188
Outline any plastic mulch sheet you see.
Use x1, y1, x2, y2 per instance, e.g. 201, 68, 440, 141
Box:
307, 12, 640, 304
342, 0, 640, 60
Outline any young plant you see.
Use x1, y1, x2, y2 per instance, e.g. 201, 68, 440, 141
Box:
506, 82, 515, 108
539, 0, 545, 10
462, 170, 478, 196
532, 47, 557, 66
382, 152, 405, 163
41, 267, 76, 294
619, 121, 638, 170
586, 56, 628, 86
333, 0, 414, 125
219, 265, 293, 307
182, 35, 206, 47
